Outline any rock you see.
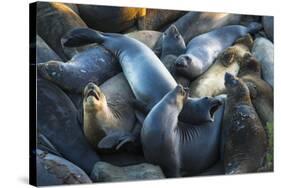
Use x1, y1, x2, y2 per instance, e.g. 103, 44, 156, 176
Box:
91, 162, 165, 182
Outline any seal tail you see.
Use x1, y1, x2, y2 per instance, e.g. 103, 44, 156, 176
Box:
61, 28, 105, 47
247, 22, 263, 34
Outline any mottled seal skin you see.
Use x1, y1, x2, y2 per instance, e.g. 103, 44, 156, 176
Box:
126, 30, 162, 49
36, 35, 62, 64
37, 2, 87, 61
262, 16, 274, 42
175, 23, 262, 80
161, 55, 190, 88
252, 37, 274, 87
189, 34, 253, 97
160, 25, 186, 59
83, 73, 137, 150
37, 75, 100, 174
62, 28, 221, 124
222, 73, 267, 174
137, 8, 185, 31
37, 45, 121, 93
238, 54, 273, 126
154, 12, 242, 56
142, 85, 224, 177
77, 4, 145, 33
36, 149, 92, 186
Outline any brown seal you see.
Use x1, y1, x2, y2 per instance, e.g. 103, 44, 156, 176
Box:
83, 73, 137, 150
238, 54, 273, 126
189, 34, 253, 97
222, 73, 267, 174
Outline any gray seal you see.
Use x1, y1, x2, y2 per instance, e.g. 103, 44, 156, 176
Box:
154, 12, 242, 56
175, 23, 262, 80
262, 16, 274, 42
37, 75, 100, 174
141, 85, 224, 177
252, 37, 274, 87
62, 28, 223, 124
36, 2, 87, 61
37, 45, 121, 93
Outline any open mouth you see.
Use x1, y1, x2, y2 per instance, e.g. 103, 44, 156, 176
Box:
209, 101, 222, 120
87, 89, 99, 100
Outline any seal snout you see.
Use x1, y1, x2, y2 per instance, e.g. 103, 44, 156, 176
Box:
175, 56, 191, 68
224, 72, 237, 87
84, 83, 101, 101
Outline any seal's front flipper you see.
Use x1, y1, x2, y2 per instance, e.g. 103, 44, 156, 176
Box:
98, 132, 135, 150
62, 28, 105, 48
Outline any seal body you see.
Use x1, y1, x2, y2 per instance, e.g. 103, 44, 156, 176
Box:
83, 73, 137, 150
189, 35, 253, 97
160, 25, 186, 59
262, 16, 274, 42
78, 4, 145, 32
252, 37, 274, 87
222, 73, 267, 174
37, 76, 100, 174
36, 35, 62, 64
175, 23, 262, 80
238, 54, 273, 126
36, 149, 92, 186
37, 2, 87, 60
62, 28, 224, 124
37, 45, 121, 93
126, 30, 162, 49
154, 12, 241, 56
141, 85, 224, 177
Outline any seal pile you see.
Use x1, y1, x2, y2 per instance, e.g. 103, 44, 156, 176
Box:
34, 2, 274, 186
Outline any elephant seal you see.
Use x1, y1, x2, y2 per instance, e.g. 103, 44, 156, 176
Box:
37, 75, 100, 174
83, 73, 137, 150
36, 35, 62, 64
154, 12, 242, 56
137, 8, 185, 31
62, 28, 222, 124
126, 30, 162, 49
252, 37, 274, 87
37, 2, 87, 61
36, 149, 92, 186
77, 4, 145, 32
160, 25, 186, 59
262, 16, 274, 42
141, 85, 224, 177
222, 73, 267, 174
175, 23, 262, 80
238, 54, 273, 126
37, 45, 121, 93
161, 55, 190, 87
189, 34, 253, 97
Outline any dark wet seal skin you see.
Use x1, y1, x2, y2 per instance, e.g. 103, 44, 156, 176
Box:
36, 35, 62, 64
37, 75, 100, 174
37, 45, 121, 94
174, 23, 262, 80
37, 2, 88, 61
222, 73, 267, 174
141, 85, 225, 177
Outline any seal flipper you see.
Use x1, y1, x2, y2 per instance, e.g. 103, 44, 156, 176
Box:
62, 28, 105, 47
98, 132, 135, 150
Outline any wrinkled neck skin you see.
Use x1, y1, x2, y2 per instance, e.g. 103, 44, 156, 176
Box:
226, 90, 251, 108
83, 100, 117, 147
